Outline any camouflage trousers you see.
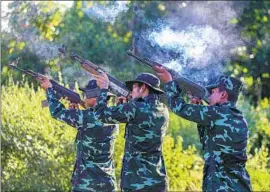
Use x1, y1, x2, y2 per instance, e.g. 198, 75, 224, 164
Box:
72, 189, 116, 192
121, 181, 167, 192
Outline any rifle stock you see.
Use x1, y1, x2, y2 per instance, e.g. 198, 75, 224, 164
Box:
126, 49, 210, 103
59, 46, 130, 97
70, 53, 101, 76
8, 64, 86, 108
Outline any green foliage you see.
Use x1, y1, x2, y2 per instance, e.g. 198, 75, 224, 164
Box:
1, 78, 76, 191
167, 112, 201, 150
163, 136, 203, 191
2, 79, 270, 191
247, 145, 270, 191
238, 96, 270, 152
1, 1, 60, 85
113, 123, 125, 187
228, 1, 270, 102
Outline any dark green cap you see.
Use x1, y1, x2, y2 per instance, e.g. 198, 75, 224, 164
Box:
206, 75, 243, 101
79, 80, 115, 98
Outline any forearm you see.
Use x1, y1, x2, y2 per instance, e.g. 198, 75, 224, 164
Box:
165, 80, 189, 116
95, 89, 135, 123
165, 80, 217, 125
46, 88, 66, 118
46, 88, 84, 128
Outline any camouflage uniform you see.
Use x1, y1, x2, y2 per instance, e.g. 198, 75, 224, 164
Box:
164, 76, 252, 192
46, 87, 118, 192
95, 73, 169, 191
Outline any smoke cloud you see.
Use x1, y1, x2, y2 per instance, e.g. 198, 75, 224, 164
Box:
135, 1, 248, 84
82, 1, 129, 24
149, 26, 226, 69
20, 32, 60, 60
8, 1, 62, 61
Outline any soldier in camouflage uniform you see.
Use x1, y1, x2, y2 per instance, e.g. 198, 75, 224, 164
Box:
154, 66, 252, 192
39, 77, 118, 192
94, 71, 169, 192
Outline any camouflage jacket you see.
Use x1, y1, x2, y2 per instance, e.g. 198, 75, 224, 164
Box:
165, 80, 252, 192
95, 89, 169, 191
46, 88, 118, 192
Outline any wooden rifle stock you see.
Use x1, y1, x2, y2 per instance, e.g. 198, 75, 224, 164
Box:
59, 45, 130, 98
69, 52, 130, 97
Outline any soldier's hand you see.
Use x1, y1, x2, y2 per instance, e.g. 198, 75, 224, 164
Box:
117, 96, 127, 104
188, 93, 203, 105
38, 76, 52, 90
152, 65, 172, 83
68, 102, 79, 109
95, 71, 109, 89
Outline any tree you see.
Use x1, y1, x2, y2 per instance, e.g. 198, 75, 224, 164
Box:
229, 1, 270, 103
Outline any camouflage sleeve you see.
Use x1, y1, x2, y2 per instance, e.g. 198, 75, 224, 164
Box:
165, 80, 224, 125
95, 89, 136, 124
46, 88, 94, 129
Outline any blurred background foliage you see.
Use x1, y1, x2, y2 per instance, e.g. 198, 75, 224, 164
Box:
1, 1, 270, 191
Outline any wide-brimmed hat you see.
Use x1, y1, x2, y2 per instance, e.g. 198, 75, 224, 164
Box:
206, 75, 243, 100
79, 80, 115, 98
125, 73, 164, 94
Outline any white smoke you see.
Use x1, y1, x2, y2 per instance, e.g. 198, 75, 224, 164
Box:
149, 25, 226, 69
163, 60, 183, 73
7, 1, 65, 61
11, 26, 61, 61
142, 1, 248, 83
82, 1, 129, 24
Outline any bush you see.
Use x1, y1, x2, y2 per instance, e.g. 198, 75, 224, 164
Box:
163, 136, 203, 191
238, 96, 270, 152
1, 78, 76, 191
247, 145, 270, 191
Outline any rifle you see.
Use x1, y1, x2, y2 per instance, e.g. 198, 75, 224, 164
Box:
58, 45, 130, 98
126, 48, 210, 103
8, 60, 86, 108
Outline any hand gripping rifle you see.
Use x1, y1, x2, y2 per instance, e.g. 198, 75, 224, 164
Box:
126, 48, 210, 103
58, 45, 130, 98
8, 59, 86, 108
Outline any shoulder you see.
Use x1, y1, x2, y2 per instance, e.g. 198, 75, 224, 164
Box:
204, 104, 230, 113
196, 105, 230, 121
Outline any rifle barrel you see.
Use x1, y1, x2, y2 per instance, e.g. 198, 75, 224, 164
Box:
127, 51, 153, 68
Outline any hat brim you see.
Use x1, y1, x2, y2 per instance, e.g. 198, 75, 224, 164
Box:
205, 84, 218, 92
125, 80, 165, 94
